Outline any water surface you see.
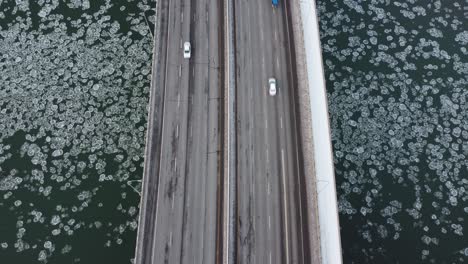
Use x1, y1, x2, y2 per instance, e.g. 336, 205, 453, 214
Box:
316, 0, 468, 262
0, 0, 155, 263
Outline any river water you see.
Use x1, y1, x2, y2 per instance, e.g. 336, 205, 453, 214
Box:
2, 0, 467, 263
316, 0, 468, 263
0, 0, 155, 263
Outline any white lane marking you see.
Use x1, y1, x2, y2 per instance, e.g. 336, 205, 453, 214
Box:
225, 0, 231, 261
269, 251, 272, 264
281, 149, 290, 264
176, 124, 179, 138
268, 215, 271, 229
276, 57, 280, 69
171, 194, 175, 210
174, 158, 177, 171
252, 177, 256, 230
169, 231, 173, 246
265, 118, 268, 129
177, 93, 180, 108
280, 117, 283, 129
266, 147, 269, 165
181, 12, 183, 22
275, 30, 278, 41
180, 38, 182, 48
179, 65, 182, 77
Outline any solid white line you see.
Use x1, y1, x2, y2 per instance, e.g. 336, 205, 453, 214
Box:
225, 0, 232, 262
281, 148, 290, 264
252, 179, 256, 209
225, 9, 230, 264
283, 0, 307, 261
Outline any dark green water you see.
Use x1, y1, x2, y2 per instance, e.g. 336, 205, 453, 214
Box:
316, 0, 468, 263
0, 0, 155, 263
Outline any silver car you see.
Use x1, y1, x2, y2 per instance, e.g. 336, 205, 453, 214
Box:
183, 42, 191, 59
268, 78, 277, 96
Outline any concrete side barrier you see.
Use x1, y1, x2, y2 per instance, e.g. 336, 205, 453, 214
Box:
134, 0, 167, 262
290, 0, 343, 263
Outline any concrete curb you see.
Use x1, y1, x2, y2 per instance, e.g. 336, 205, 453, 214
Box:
134, 0, 167, 262
294, 0, 343, 263
289, 0, 323, 263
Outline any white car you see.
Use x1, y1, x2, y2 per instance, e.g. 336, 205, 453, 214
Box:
268, 78, 277, 96
183, 42, 191, 59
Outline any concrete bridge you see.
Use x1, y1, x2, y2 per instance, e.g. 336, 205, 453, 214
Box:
134, 0, 342, 263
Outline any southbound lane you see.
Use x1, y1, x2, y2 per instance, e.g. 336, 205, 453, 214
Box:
235, 0, 309, 263
136, 0, 222, 262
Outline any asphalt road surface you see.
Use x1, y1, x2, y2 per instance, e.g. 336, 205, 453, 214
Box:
234, 0, 311, 263
135, 0, 222, 262
136, 0, 315, 263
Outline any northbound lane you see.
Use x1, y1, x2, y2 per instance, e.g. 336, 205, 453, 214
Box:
235, 0, 310, 263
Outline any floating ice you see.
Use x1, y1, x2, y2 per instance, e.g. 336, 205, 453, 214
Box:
43, 241, 52, 249
317, 0, 468, 261
38, 250, 47, 261
50, 215, 60, 226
